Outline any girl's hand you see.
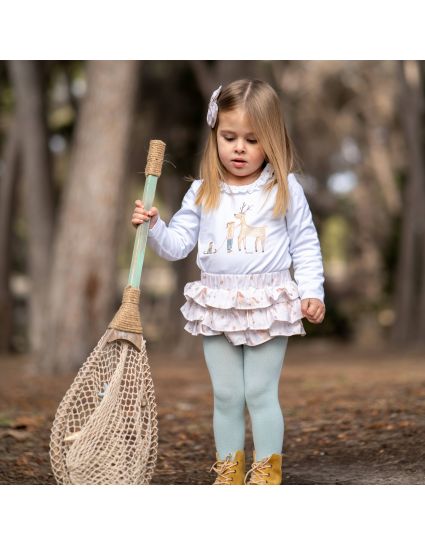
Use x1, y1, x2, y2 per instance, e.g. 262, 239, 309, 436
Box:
131, 200, 159, 229
301, 298, 325, 324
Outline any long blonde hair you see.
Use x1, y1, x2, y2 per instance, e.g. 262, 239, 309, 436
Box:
195, 79, 297, 218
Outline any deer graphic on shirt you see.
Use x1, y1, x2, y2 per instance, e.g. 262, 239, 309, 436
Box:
234, 202, 267, 252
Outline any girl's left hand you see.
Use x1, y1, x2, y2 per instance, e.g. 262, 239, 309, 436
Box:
301, 298, 325, 324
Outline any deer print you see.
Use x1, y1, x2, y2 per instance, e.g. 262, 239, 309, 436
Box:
234, 202, 267, 252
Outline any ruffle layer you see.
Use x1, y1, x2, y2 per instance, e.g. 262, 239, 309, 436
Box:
184, 320, 305, 346
183, 277, 300, 310
181, 300, 304, 332
180, 274, 306, 347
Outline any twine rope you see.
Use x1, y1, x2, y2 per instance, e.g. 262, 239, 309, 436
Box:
145, 140, 166, 177
108, 285, 142, 333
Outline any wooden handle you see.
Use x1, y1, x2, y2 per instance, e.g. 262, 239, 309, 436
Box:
145, 140, 166, 177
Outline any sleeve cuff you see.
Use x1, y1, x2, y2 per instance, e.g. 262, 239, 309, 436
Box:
298, 289, 325, 303
147, 215, 164, 237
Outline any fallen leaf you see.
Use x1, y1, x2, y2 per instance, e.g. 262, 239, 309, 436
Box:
2, 429, 32, 441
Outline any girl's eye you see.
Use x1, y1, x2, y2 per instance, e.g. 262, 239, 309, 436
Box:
222, 136, 257, 143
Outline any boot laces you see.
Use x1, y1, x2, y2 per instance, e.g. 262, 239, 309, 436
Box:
244, 456, 272, 485
209, 454, 238, 484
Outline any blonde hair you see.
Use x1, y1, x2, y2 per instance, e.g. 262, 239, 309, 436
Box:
195, 79, 298, 218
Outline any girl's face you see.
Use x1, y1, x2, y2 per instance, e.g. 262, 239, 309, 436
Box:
216, 107, 266, 185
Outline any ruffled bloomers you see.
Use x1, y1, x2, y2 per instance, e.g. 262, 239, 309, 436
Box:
180, 269, 306, 346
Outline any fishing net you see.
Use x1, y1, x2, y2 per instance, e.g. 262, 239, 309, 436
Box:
49, 288, 158, 484
49, 140, 165, 485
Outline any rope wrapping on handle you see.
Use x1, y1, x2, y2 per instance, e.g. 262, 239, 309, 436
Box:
145, 140, 166, 177
108, 285, 142, 333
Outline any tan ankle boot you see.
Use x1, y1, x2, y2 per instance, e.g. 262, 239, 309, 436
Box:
209, 450, 246, 485
244, 451, 283, 485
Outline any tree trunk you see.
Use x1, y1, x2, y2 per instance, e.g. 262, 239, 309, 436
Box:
42, 60, 140, 373
0, 115, 20, 352
8, 61, 54, 355
392, 60, 425, 346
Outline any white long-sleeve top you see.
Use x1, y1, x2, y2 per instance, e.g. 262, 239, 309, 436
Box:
147, 163, 325, 302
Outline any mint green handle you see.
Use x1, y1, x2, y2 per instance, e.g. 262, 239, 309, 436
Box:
128, 174, 159, 288
128, 139, 165, 288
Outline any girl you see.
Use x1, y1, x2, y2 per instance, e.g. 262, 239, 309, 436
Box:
132, 79, 325, 485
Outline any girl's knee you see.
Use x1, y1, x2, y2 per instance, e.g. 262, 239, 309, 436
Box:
245, 383, 278, 411
214, 387, 245, 411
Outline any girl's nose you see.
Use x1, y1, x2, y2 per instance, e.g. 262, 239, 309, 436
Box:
234, 138, 245, 153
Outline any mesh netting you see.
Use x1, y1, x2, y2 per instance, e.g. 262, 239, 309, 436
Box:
49, 329, 158, 484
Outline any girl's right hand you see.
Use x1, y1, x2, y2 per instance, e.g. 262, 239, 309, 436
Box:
131, 200, 159, 229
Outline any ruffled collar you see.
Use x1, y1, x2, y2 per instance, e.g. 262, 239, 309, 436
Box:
219, 163, 274, 195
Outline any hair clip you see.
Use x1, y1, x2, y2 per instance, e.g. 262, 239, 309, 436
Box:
206, 85, 222, 128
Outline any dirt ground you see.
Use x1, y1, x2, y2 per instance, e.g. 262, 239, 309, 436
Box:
0, 338, 424, 485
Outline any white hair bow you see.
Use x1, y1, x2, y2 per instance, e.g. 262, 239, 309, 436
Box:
206, 85, 222, 128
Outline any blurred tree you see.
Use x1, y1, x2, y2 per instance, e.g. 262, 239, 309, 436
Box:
348, 62, 401, 344
8, 61, 54, 356
273, 61, 403, 345
393, 60, 425, 346
0, 115, 19, 351
42, 60, 140, 373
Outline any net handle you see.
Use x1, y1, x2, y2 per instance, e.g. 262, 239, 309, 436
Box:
128, 139, 166, 288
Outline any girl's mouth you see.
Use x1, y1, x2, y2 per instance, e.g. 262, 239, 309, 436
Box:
231, 159, 247, 168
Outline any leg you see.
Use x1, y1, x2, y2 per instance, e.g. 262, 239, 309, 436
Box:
243, 336, 288, 460
202, 334, 246, 459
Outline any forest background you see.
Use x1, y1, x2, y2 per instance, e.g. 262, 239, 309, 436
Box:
1, 60, 424, 372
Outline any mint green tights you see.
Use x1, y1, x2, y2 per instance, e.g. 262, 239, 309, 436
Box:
202, 334, 288, 461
